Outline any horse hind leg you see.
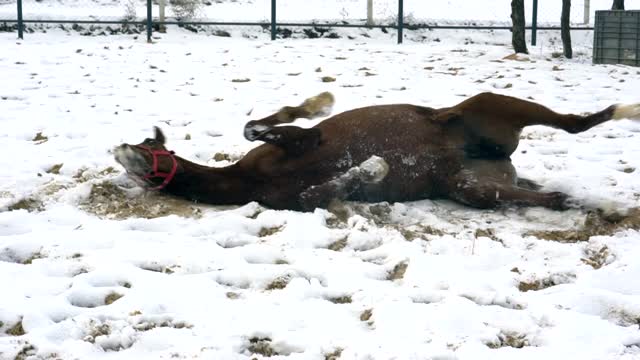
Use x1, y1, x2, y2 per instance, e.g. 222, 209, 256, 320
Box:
449, 177, 571, 210
452, 92, 640, 131
438, 92, 640, 158
447, 164, 570, 210
516, 177, 542, 191
446, 159, 571, 210
299, 156, 389, 211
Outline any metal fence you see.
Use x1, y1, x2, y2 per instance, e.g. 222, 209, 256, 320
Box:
1, 0, 599, 44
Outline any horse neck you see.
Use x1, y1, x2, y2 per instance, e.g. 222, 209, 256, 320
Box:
163, 157, 254, 205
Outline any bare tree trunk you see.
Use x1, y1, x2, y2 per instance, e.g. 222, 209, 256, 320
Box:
612, 0, 625, 10
561, 0, 572, 58
511, 0, 528, 54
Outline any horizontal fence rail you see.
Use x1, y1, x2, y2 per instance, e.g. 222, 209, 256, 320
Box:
1, 0, 596, 43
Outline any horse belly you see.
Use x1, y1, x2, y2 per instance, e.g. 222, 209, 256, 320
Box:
355, 150, 442, 203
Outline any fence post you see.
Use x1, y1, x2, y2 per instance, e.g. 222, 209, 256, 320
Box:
146, 0, 152, 43
271, 0, 276, 40
583, 0, 590, 24
397, 0, 403, 44
159, 0, 166, 33
17, 0, 23, 39
531, 0, 538, 46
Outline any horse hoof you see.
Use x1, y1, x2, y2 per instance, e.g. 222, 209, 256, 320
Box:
359, 155, 389, 183
244, 122, 271, 141
301, 91, 335, 119
547, 191, 571, 210
613, 103, 640, 121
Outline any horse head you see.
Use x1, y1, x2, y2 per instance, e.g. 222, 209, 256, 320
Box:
114, 126, 178, 190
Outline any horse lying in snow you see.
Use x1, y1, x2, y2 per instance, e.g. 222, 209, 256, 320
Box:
114, 92, 640, 212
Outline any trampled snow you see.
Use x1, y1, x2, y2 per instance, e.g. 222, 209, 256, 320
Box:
1, 5, 640, 360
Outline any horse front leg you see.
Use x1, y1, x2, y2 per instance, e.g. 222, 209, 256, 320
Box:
299, 156, 389, 211
244, 92, 334, 141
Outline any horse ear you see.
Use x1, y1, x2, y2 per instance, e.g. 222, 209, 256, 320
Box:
154, 126, 166, 145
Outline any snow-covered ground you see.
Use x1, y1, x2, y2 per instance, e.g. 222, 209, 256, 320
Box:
2, 6, 640, 360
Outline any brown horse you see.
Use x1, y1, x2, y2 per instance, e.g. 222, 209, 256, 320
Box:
114, 92, 640, 212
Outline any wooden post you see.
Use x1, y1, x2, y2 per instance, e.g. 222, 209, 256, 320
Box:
271, 0, 276, 40
561, 0, 572, 58
532, 0, 538, 46
17, 0, 23, 39
367, 0, 373, 26
397, 0, 403, 44
159, 0, 166, 33
584, 0, 590, 24
146, 0, 152, 42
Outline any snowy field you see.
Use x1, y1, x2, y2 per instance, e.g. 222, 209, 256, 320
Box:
2, 6, 640, 360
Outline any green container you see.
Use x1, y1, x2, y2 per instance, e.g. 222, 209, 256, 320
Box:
593, 10, 640, 66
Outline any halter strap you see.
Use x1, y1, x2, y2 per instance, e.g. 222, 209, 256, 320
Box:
134, 145, 178, 190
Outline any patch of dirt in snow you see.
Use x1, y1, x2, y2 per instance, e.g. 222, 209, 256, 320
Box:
581, 244, 614, 270
325, 199, 640, 245
525, 207, 640, 242
518, 272, 576, 292
5, 318, 26, 336
265, 275, 291, 291
608, 309, 640, 328
387, 261, 409, 281
81, 316, 193, 352
5, 197, 44, 212
104, 292, 124, 305
327, 237, 348, 251
13, 343, 36, 360
326, 295, 353, 304
485, 330, 531, 349
131, 317, 193, 332
137, 262, 181, 274
246, 337, 278, 357
80, 181, 207, 220
258, 225, 285, 237
0, 248, 46, 265
73, 166, 119, 183
325, 347, 344, 360
326, 201, 448, 239
243, 335, 302, 357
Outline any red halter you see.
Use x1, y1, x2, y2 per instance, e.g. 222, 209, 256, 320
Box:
134, 145, 178, 190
